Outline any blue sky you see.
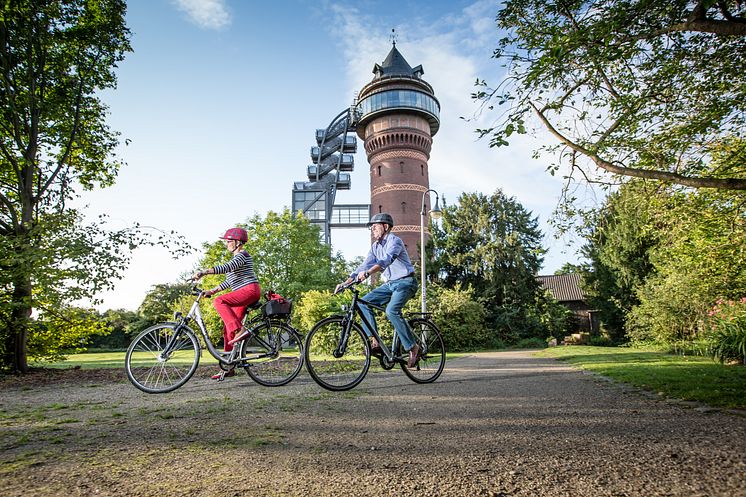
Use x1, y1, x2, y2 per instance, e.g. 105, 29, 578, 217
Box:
81, 0, 587, 311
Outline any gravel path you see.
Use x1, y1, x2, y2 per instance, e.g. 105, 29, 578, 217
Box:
1, 350, 745, 496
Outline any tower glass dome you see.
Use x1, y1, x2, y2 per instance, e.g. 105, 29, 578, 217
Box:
357, 89, 440, 135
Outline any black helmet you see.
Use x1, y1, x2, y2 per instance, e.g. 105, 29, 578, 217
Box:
367, 213, 394, 227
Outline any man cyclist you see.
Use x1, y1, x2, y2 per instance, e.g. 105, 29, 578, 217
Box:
335, 213, 420, 367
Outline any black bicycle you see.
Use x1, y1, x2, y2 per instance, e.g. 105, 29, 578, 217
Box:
125, 286, 303, 393
303, 281, 445, 391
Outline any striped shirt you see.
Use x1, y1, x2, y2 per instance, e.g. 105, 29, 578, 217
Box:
211, 250, 259, 291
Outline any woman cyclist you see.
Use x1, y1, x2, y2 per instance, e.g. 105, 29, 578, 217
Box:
193, 227, 260, 379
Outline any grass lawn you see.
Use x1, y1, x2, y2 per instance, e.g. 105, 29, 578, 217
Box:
537, 346, 746, 409
30, 349, 221, 369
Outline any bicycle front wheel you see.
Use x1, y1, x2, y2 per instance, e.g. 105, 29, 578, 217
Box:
304, 316, 370, 391
125, 323, 200, 394
402, 318, 446, 384
241, 321, 304, 387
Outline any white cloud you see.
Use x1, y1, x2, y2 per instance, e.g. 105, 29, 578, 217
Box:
173, 0, 231, 30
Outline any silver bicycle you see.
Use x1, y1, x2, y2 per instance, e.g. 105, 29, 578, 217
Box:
125, 285, 303, 393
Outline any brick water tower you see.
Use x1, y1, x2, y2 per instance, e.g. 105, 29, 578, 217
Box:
355, 42, 440, 257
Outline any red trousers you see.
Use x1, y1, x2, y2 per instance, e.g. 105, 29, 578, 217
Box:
213, 283, 260, 351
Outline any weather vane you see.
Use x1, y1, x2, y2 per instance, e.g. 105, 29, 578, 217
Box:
390, 28, 397, 46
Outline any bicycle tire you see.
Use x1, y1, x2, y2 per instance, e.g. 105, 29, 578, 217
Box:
241, 321, 304, 387
401, 318, 446, 384
125, 323, 200, 394
304, 316, 370, 391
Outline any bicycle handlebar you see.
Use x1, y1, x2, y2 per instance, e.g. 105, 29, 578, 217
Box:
188, 282, 212, 298
334, 279, 361, 295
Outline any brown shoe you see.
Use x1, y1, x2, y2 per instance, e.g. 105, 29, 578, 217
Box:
407, 344, 420, 368
370, 339, 383, 356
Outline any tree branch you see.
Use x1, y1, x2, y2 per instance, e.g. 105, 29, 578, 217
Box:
669, 18, 746, 36
530, 101, 746, 190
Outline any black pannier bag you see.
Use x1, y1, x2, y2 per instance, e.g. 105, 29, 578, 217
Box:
262, 291, 292, 317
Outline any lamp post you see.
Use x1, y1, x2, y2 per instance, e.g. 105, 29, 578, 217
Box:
420, 189, 442, 313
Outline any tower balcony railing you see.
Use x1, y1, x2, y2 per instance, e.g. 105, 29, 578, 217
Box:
356, 89, 440, 135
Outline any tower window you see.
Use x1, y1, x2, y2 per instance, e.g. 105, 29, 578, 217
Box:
401, 201, 406, 213
378, 205, 382, 213
400, 161, 405, 173
378, 165, 381, 176
421, 164, 424, 176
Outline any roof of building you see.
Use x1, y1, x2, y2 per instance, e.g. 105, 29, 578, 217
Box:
373, 43, 424, 79
537, 273, 585, 302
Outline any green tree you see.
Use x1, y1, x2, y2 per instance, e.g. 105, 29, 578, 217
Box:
88, 308, 141, 349
475, 0, 746, 190
0, 1, 190, 372
430, 190, 545, 341
627, 186, 746, 345
579, 181, 660, 342
138, 282, 192, 325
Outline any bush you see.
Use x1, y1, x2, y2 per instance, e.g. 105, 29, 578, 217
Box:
293, 289, 354, 336
703, 298, 746, 364
531, 290, 574, 340
420, 283, 490, 351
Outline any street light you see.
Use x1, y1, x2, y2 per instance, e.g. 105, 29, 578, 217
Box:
420, 189, 442, 314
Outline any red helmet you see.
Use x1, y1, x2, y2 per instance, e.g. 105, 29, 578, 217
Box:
220, 227, 248, 243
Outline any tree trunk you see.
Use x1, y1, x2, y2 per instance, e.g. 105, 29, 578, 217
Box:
10, 275, 32, 373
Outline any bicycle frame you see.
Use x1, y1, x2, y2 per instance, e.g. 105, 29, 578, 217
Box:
340, 285, 407, 364
163, 292, 283, 368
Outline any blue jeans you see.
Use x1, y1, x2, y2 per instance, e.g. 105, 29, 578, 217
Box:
358, 276, 418, 351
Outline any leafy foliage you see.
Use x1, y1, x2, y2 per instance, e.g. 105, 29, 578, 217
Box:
579, 181, 659, 342
87, 309, 146, 350
704, 298, 746, 365
421, 283, 490, 351
578, 172, 746, 348
475, 0, 746, 190
293, 289, 352, 336
0, 1, 191, 372
138, 282, 192, 324
429, 190, 545, 341
627, 186, 746, 344
530, 290, 574, 341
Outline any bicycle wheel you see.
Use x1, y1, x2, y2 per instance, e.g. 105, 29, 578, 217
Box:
241, 321, 304, 387
401, 318, 446, 383
304, 316, 370, 391
125, 323, 200, 394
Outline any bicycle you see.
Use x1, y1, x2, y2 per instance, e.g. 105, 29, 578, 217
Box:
125, 285, 304, 394
303, 280, 446, 391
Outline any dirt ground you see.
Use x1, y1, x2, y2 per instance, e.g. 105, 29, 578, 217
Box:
1, 351, 745, 497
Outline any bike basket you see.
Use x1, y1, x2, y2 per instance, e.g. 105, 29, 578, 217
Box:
262, 298, 292, 316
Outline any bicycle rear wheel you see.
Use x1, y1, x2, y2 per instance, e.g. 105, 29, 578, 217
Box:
241, 321, 304, 387
304, 316, 370, 391
125, 323, 200, 394
401, 318, 445, 383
